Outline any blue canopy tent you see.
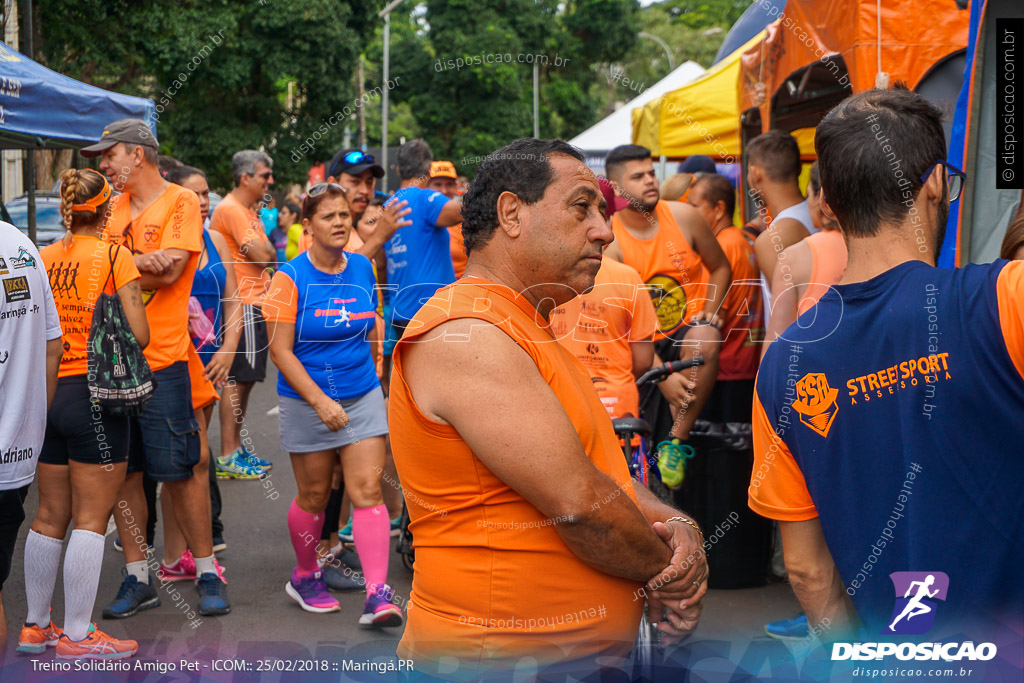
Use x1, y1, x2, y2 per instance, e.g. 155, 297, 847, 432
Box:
711, 0, 784, 66
0, 40, 155, 240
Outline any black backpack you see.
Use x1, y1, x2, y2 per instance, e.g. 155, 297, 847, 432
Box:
87, 245, 156, 415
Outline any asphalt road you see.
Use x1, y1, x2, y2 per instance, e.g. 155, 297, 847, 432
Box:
0, 363, 801, 681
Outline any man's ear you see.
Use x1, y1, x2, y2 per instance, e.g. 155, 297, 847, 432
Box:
921, 163, 945, 206
819, 192, 839, 223
746, 164, 762, 188
495, 191, 522, 238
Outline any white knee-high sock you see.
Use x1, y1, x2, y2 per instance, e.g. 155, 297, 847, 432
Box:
62, 529, 105, 641
24, 529, 63, 627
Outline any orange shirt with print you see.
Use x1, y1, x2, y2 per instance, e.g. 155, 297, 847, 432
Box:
40, 236, 141, 379
108, 185, 202, 372
448, 223, 467, 278
389, 279, 644, 667
549, 258, 657, 418
715, 225, 764, 381
211, 193, 272, 306
612, 201, 709, 339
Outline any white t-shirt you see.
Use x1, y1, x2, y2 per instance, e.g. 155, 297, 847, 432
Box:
0, 222, 61, 490
761, 200, 817, 322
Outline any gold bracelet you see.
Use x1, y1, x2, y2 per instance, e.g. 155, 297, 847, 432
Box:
665, 515, 705, 547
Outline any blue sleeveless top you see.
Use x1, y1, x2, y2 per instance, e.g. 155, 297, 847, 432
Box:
190, 229, 227, 364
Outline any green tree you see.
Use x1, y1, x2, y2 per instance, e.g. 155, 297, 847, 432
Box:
32, 0, 374, 190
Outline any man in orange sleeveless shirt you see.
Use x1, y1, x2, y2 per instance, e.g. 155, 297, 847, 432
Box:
603, 145, 732, 488
687, 172, 765, 419
389, 139, 708, 679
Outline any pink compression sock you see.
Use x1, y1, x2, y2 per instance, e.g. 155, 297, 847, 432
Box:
352, 505, 390, 595
287, 499, 323, 577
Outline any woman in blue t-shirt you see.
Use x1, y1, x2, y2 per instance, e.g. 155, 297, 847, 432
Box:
264, 183, 401, 626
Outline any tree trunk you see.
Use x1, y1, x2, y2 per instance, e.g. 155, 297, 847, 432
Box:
33, 147, 73, 192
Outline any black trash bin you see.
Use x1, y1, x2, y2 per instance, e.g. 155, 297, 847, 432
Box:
673, 420, 772, 589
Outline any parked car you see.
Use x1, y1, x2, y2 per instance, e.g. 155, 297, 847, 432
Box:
4, 191, 65, 246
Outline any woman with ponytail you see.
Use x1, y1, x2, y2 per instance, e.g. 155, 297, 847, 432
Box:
18, 168, 150, 661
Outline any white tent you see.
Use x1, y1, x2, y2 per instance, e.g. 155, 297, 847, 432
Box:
570, 60, 705, 174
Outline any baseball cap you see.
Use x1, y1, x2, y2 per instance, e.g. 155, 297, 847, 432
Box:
678, 154, 716, 174
598, 177, 628, 217
81, 118, 158, 157
327, 149, 384, 179
429, 161, 457, 179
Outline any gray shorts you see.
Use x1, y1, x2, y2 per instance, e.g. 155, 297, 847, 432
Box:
278, 386, 388, 453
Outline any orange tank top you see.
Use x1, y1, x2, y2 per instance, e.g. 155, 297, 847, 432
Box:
389, 278, 643, 669
800, 230, 848, 315
612, 201, 708, 338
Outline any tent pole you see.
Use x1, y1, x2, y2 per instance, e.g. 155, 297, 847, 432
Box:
25, 0, 36, 244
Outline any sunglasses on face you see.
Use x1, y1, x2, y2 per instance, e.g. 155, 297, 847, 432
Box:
919, 160, 967, 203
248, 171, 273, 181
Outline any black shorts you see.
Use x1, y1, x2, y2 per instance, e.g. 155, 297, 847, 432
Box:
126, 361, 201, 482
38, 375, 130, 467
229, 304, 269, 383
0, 485, 29, 591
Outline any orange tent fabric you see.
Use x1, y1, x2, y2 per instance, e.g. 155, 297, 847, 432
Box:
740, 0, 969, 131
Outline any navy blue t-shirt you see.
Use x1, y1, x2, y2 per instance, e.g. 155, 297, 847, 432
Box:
750, 259, 1024, 638
384, 186, 456, 322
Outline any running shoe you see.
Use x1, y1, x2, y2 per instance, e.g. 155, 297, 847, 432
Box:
102, 570, 160, 619
212, 536, 227, 554
55, 627, 138, 661
196, 572, 231, 616
656, 439, 695, 489
765, 613, 810, 641
17, 620, 62, 653
390, 516, 402, 537
338, 518, 354, 543
158, 550, 227, 583
359, 584, 403, 627
241, 446, 272, 471
215, 450, 264, 480
285, 569, 341, 613
322, 564, 364, 593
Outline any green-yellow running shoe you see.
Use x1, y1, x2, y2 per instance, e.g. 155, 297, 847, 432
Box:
656, 439, 695, 489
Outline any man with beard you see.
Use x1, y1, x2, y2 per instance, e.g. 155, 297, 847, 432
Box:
749, 86, 1023, 648
603, 145, 731, 489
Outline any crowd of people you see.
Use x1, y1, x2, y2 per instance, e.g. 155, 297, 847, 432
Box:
0, 83, 1021, 677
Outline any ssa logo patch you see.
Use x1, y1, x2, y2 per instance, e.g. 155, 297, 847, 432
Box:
885, 571, 949, 635
793, 372, 839, 437
3, 275, 30, 302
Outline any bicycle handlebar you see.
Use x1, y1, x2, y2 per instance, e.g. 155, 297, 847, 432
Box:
635, 357, 705, 386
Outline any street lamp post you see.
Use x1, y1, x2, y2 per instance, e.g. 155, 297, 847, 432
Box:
379, 0, 407, 194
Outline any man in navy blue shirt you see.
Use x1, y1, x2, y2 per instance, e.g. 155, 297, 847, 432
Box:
750, 86, 1024, 656
382, 140, 462, 381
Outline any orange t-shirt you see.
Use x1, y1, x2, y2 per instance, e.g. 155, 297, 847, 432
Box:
298, 231, 312, 255
612, 201, 709, 338
40, 236, 141, 379
548, 259, 657, 418
448, 223, 467, 278
211, 193, 272, 306
389, 278, 644, 668
800, 229, 848, 315
108, 185, 202, 372
187, 340, 219, 411
715, 225, 764, 381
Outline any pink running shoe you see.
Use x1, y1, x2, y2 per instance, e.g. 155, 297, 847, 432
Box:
158, 550, 227, 583
359, 584, 403, 627
285, 569, 340, 613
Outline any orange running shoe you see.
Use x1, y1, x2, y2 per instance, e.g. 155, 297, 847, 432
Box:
17, 620, 62, 653
55, 627, 138, 661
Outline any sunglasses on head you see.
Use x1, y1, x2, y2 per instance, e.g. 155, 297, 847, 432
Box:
307, 182, 347, 198
343, 151, 374, 165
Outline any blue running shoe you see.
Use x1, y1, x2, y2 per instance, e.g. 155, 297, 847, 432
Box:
359, 584, 402, 627
216, 450, 263, 480
196, 572, 231, 616
102, 570, 160, 619
241, 446, 272, 472
765, 613, 809, 641
338, 518, 353, 543
390, 516, 402, 537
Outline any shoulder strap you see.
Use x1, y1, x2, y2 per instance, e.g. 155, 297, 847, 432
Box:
104, 244, 119, 293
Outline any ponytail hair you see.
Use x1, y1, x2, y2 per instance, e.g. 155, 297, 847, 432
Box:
58, 168, 111, 247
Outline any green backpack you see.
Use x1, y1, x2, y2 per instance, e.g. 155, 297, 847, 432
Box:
86, 245, 156, 415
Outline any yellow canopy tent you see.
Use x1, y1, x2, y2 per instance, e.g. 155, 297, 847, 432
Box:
632, 30, 766, 161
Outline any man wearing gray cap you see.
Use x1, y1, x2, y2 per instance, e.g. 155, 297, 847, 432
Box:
81, 118, 230, 619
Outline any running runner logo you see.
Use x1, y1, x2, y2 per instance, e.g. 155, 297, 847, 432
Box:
793, 372, 839, 437
884, 571, 949, 635
644, 275, 686, 334
11, 247, 36, 269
